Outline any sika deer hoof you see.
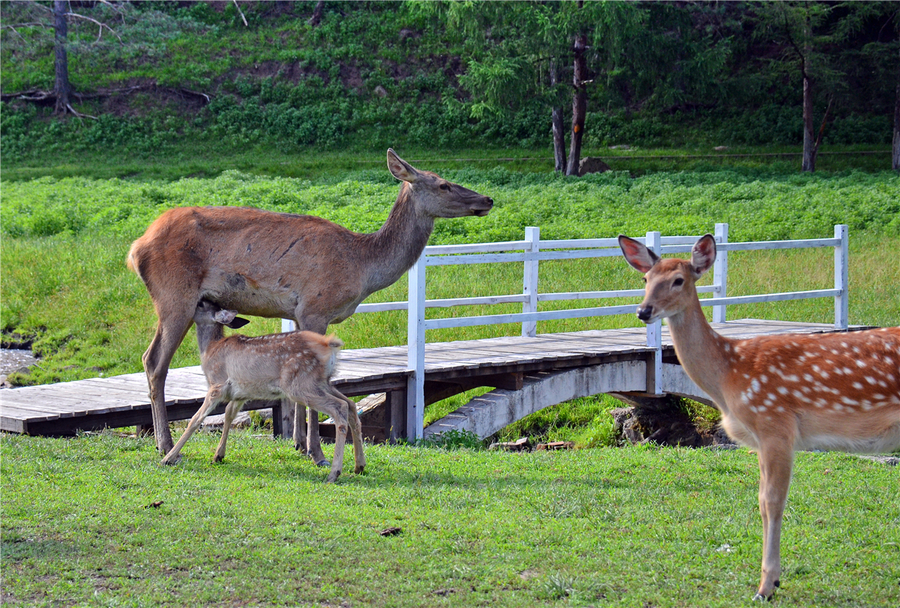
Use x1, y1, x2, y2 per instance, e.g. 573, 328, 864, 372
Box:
355, 465, 365, 475
324, 471, 341, 484
315, 458, 331, 467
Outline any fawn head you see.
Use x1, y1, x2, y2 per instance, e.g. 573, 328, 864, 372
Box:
618, 234, 717, 324
193, 300, 251, 329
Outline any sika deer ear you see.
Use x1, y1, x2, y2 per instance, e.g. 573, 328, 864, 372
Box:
387, 148, 420, 183
691, 234, 716, 277
618, 235, 659, 273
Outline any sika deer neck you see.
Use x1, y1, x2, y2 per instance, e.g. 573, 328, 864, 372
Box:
362, 183, 435, 292
662, 276, 735, 410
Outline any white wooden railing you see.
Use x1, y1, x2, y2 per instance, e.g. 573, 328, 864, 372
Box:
286, 223, 849, 440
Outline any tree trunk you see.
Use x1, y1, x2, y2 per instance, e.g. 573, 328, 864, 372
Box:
53, 0, 71, 116
308, 0, 325, 27
549, 60, 566, 173
801, 72, 816, 172
893, 57, 900, 172
565, 32, 587, 176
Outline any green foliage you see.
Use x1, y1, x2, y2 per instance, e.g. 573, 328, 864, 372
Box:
416, 429, 485, 451
1, 2, 897, 160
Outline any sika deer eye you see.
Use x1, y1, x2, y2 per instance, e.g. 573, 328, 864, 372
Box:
439, 183, 451, 191
673, 277, 684, 287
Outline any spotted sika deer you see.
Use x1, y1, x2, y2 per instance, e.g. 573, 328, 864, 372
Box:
618, 233, 900, 600
128, 149, 493, 461
161, 300, 365, 483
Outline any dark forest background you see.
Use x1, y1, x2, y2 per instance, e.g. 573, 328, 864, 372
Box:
2, 1, 898, 172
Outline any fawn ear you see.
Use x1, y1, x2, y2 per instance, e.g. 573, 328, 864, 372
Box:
691, 234, 716, 277
618, 235, 659, 273
212, 308, 248, 329
227, 316, 250, 329
387, 148, 420, 183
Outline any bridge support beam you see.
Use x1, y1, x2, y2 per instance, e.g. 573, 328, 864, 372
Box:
424, 361, 711, 441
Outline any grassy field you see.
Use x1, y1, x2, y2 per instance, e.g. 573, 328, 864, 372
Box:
2, 431, 898, 608
2, 152, 899, 606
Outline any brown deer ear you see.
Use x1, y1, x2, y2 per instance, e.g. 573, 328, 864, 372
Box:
618, 235, 659, 273
691, 234, 716, 277
387, 148, 420, 183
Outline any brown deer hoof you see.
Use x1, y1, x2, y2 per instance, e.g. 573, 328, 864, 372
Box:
315, 458, 330, 467
355, 465, 365, 475
160, 454, 181, 466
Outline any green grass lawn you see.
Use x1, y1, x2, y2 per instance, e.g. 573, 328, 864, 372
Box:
2, 431, 897, 607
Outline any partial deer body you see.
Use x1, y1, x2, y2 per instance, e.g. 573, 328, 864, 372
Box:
129, 149, 493, 458
618, 234, 900, 600
161, 300, 365, 483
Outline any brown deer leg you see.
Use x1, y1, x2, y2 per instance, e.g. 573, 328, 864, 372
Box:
291, 400, 307, 453
143, 310, 194, 455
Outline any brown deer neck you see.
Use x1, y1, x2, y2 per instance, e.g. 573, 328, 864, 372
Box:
362, 184, 435, 292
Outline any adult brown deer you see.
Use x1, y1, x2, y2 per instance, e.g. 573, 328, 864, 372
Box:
161, 300, 364, 483
618, 233, 900, 601
129, 149, 493, 458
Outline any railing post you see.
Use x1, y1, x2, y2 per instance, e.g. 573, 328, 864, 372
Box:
834, 224, 849, 330
712, 223, 729, 324
645, 231, 663, 395
522, 227, 540, 338
406, 251, 427, 441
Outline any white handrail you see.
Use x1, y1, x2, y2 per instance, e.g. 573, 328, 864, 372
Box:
287, 223, 850, 441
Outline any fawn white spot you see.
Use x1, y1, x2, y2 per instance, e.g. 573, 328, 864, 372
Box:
777, 386, 789, 395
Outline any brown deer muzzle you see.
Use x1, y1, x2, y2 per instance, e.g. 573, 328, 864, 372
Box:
471, 195, 493, 216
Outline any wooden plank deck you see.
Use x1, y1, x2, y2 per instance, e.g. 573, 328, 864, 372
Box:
0, 320, 850, 438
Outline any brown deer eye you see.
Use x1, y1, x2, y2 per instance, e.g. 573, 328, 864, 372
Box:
673, 278, 684, 287
439, 184, 450, 191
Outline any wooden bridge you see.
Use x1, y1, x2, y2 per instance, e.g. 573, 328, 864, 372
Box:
0, 225, 856, 443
